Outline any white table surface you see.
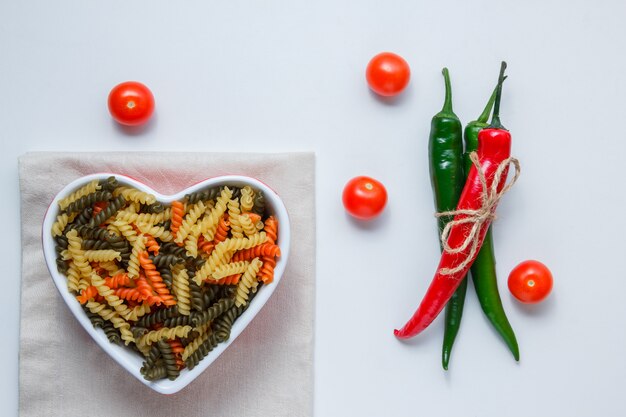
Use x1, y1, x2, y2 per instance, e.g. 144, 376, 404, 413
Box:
2, 1, 626, 416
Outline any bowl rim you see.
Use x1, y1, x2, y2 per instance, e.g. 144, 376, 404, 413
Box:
41, 173, 291, 394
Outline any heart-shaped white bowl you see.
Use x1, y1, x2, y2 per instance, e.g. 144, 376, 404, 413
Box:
42, 173, 290, 394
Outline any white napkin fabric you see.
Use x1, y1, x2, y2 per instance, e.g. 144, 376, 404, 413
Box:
18, 152, 315, 417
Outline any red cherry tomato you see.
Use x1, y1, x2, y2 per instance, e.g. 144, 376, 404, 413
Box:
108, 81, 155, 126
366, 52, 411, 97
508, 260, 553, 303
342, 176, 388, 220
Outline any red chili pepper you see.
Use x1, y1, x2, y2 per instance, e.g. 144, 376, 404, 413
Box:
395, 62, 519, 339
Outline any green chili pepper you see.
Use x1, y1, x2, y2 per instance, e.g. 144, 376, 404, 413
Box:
428, 68, 465, 371
464, 86, 520, 362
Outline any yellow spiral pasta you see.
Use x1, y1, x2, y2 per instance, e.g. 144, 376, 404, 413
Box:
137, 325, 193, 346
91, 273, 135, 321
181, 326, 211, 362
227, 198, 244, 238
114, 210, 139, 225
123, 303, 151, 322
83, 249, 122, 262
175, 201, 207, 244
135, 209, 171, 226
86, 300, 134, 345
238, 214, 258, 237
113, 186, 156, 205
193, 233, 267, 284
97, 260, 124, 275
58, 179, 101, 210
111, 218, 138, 243
51, 212, 77, 237
127, 235, 146, 279
172, 268, 191, 316
66, 261, 81, 293
240, 185, 255, 212
235, 258, 263, 307
184, 224, 201, 258
134, 223, 173, 242
199, 188, 232, 242
211, 260, 250, 280
66, 229, 93, 288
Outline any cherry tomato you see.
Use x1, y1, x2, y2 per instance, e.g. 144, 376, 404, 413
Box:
108, 81, 155, 126
508, 260, 553, 303
342, 176, 387, 220
366, 52, 411, 97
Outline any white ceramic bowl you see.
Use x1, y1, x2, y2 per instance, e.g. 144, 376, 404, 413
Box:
42, 173, 290, 394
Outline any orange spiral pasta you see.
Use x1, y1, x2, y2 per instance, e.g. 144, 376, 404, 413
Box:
258, 256, 277, 284
144, 234, 160, 255
135, 274, 155, 298
263, 216, 278, 244
105, 273, 130, 289
197, 236, 215, 255
167, 339, 186, 370
138, 251, 176, 307
76, 286, 99, 304
244, 212, 262, 224
114, 287, 147, 303
170, 201, 184, 237
92, 201, 108, 217
214, 274, 241, 286
259, 216, 279, 283
232, 243, 281, 262
213, 215, 230, 243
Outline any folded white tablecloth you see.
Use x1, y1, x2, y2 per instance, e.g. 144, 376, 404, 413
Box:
18, 152, 315, 417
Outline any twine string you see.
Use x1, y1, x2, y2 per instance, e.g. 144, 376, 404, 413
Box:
435, 151, 520, 276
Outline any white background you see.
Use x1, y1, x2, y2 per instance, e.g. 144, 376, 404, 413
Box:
2, 1, 626, 416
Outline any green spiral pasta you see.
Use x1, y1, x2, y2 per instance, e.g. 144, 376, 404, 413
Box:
131, 326, 150, 339
163, 315, 192, 328
188, 275, 205, 312
113, 186, 157, 205
84, 306, 105, 329
156, 340, 180, 381
142, 364, 168, 381
151, 254, 184, 269
72, 207, 94, 227
58, 179, 100, 211
184, 187, 220, 204
82, 239, 112, 250
160, 242, 186, 257
141, 202, 165, 213
64, 191, 112, 215
201, 285, 220, 308
158, 266, 174, 289
184, 332, 220, 370
135, 306, 179, 328
252, 190, 266, 216
172, 268, 191, 316
141, 344, 161, 370
190, 297, 235, 328
98, 176, 119, 192
213, 283, 260, 342
102, 320, 122, 344
89, 195, 126, 227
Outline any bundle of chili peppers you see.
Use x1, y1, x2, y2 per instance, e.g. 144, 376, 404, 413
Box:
394, 62, 521, 369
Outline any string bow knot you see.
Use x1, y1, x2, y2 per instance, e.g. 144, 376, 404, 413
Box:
435, 151, 520, 276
